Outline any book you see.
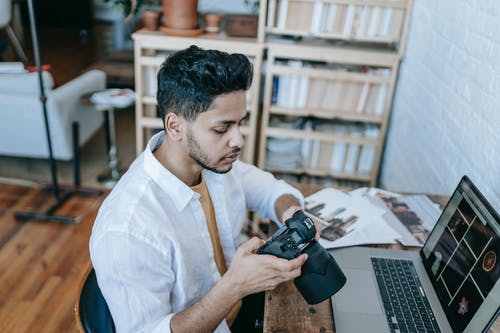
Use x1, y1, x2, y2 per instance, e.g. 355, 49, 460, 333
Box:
342, 4, 356, 37
285, 1, 314, 31
271, 76, 279, 105
367, 6, 381, 37
373, 68, 391, 115
310, 1, 325, 33
290, 60, 303, 108
379, 7, 393, 37
317, 141, 334, 170
306, 78, 326, 109
343, 125, 362, 174
267, 0, 277, 28
309, 139, 320, 169
323, 3, 338, 33
277, 0, 289, 29
342, 81, 360, 113
301, 120, 314, 168
356, 5, 370, 37
330, 124, 348, 173
358, 125, 379, 174
296, 75, 310, 108
356, 81, 371, 113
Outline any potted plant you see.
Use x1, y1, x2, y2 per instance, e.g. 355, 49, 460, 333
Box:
203, 13, 223, 34
140, 1, 162, 31
104, 0, 201, 35
103, 0, 162, 30
161, 0, 200, 34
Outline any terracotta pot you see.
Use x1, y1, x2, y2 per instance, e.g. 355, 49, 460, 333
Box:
141, 10, 161, 31
204, 13, 223, 34
162, 0, 199, 30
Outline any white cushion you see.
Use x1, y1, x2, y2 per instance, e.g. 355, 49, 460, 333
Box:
0, 71, 54, 95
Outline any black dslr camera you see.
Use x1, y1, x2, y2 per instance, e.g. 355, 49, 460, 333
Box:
257, 210, 346, 304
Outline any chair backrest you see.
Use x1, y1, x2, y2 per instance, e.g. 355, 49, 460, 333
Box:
75, 265, 116, 333
0, 0, 12, 28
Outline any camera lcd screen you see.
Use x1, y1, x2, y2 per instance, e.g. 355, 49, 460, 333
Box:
291, 231, 302, 243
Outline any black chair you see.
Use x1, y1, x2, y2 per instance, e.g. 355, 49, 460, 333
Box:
76, 266, 115, 333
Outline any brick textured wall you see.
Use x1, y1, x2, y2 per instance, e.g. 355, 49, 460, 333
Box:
380, 0, 500, 210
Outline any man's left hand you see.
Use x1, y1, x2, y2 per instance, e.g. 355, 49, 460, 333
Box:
281, 206, 321, 241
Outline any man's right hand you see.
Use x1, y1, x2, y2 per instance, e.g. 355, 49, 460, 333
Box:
224, 237, 308, 299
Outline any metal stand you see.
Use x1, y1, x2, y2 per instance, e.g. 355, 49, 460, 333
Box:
14, 0, 101, 224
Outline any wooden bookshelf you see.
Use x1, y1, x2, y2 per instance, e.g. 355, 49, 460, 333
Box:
132, 0, 412, 187
264, 0, 412, 55
132, 30, 264, 164
258, 41, 400, 186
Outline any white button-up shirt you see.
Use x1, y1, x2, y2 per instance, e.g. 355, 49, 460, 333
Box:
90, 132, 304, 333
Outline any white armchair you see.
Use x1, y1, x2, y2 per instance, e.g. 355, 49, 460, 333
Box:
0, 69, 106, 160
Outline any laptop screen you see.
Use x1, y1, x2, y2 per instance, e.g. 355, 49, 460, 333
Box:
421, 176, 500, 332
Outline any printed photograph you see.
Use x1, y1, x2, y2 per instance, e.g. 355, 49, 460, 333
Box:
377, 194, 430, 244
319, 215, 358, 241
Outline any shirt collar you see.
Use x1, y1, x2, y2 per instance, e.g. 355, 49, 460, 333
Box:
142, 131, 198, 212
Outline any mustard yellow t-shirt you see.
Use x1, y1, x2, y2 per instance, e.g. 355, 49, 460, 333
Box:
191, 178, 241, 327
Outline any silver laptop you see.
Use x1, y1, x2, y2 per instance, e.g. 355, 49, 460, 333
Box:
330, 176, 499, 333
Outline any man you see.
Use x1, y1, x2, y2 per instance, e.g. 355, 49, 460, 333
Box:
90, 45, 315, 333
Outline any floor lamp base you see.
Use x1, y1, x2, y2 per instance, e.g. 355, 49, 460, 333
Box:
14, 185, 103, 223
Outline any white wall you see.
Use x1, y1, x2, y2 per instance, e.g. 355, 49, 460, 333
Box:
380, 0, 500, 211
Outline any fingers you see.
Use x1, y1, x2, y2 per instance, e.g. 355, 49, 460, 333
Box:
282, 205, 302, 222
239, 236, 266, 253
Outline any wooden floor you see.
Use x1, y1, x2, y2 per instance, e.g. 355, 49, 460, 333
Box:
0, 181, 107, 332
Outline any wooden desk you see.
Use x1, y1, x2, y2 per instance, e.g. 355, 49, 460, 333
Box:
263, 186, 500, 332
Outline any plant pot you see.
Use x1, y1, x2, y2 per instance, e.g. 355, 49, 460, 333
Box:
226, 14, 258, 38
204, 13, 223, 34
141, 10, 161, 31
162, 0, 199, 30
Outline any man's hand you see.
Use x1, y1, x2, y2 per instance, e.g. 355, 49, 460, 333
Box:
282, 206, 321, 241
224, 237, 308, 298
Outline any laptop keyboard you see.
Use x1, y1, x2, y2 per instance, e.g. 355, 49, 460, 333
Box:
371, 257, 441, 333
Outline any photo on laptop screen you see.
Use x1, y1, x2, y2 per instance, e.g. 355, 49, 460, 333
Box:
421, 177, 500, 332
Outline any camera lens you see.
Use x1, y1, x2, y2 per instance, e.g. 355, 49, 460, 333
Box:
294, 242, 347, 304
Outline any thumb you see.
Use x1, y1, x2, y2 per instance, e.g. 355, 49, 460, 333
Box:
241, 236, 266, 253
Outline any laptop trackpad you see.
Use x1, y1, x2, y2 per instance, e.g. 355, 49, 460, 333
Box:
334, 269, 382, 314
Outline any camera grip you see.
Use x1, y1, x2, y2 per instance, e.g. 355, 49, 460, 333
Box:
257, 240, 300, 260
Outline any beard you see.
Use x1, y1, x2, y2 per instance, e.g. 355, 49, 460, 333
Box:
186, 128, 240, 174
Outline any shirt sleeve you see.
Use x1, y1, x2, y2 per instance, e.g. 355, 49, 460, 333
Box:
90, 231, 175, 333
234, 161, 304, 223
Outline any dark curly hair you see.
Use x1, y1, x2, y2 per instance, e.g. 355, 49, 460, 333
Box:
157, 45, 253, 124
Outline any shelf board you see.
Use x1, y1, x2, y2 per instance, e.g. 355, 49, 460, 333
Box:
266, 41, 400, 66
139, 117, 163, 129
132, 30, 264, 56
142, 96, 157, 105
265, 127, 378, 145
139, 56, 164, 67
265, 167, 372, 182
270, 64, 392, 83
269, 107, 384, 123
